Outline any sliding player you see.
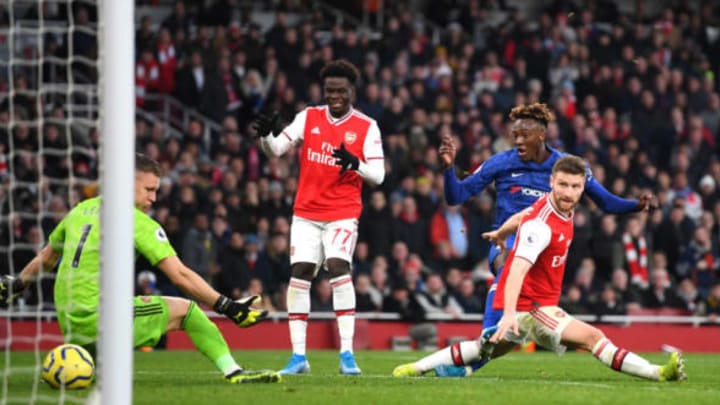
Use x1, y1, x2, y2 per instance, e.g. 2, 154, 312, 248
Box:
434, 103, 655, 377
393, 156, 685, 382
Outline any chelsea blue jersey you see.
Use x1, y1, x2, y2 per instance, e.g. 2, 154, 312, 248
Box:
443, 147, 639, 229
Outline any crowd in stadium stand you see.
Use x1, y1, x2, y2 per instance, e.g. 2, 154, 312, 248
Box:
2, 0, 720, 322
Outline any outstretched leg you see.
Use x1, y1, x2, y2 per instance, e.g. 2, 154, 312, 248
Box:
563, 318, 686, 382
393, 335, 514, 377
162, 296, 280, 383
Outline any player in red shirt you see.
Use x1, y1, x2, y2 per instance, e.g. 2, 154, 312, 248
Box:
254, 60, 385, 375
393, 156, 686, 382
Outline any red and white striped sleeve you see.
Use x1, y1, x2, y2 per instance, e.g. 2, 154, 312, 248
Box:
357, 120, 385, 185
513, 219, 551, 264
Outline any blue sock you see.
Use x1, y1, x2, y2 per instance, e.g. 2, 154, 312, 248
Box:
465, 287, 503, 372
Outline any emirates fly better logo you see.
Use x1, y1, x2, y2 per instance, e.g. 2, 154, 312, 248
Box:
307, 141, 340, 167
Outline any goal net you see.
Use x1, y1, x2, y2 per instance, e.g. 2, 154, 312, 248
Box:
1, 0, 102, 403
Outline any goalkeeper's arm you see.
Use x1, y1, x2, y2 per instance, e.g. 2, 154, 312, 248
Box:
156, 255, 267, 327
1, 245, 61, 303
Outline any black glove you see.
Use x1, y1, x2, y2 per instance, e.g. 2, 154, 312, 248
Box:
0, 275, 26, 304
251, 111, 283, 138
213, 295, 268, 327
332, 143, 360, 174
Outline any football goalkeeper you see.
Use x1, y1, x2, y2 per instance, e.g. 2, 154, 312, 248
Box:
0, 153, 280, 384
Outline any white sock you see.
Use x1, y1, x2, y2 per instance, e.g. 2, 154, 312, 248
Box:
592, 337, 659, 380
415, 341, 480, 373
218, 354, 242, 377
331, 274, 356, 353
287, 277, 311, 356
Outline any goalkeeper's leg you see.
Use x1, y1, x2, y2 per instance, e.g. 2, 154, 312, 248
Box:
163, 297, 280, 383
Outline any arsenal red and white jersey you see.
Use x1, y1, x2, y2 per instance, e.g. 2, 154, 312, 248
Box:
275, 106, 384, 221
494, 194, 574, 311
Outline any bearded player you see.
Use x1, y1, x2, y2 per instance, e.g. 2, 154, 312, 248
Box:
254, 59, 385, 375
393, 156, 685, 382
434, 103, 656, 377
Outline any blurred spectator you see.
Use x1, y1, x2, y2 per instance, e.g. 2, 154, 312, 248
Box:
653, 204, 695, 276
415, 273, 463, 318
136, 270, 161, 296
359, 190, 395, 259
453, 278, 483, 314
429, 203, 468, 266
621, 217, 649, 289
352, 241, 372, 275
699, 283, 720, 322
215, 231, 252, 299
368, 257, 390, 309
243, 277, 276, 313
355, 274, 379, 312
560, 285, 591, 315
610, 268, 643, 311
591, 215, 624, 275
392, 196, 429, 255
180, 213, 217, 281
382, 282, 425, 321
311, 277, 333, 312
254, 232, 290, 295
676, 278, 700, 313
573, 258, 601, 305
677, 227, 718, 298
642, 269, 684, 309
593, 284, 626, 316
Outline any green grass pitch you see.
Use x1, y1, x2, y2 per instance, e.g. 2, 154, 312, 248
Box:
3, 350, 719, 404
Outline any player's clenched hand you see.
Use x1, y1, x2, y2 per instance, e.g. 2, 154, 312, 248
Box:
252, 111, 283, 138
438, 134, 457, 170
213, 295, 268, 328
490, 313, 518, 344
482, 230, 506, 255
332, 142, 360, 174
0, 275, 25, 304
636, 193, 658, 212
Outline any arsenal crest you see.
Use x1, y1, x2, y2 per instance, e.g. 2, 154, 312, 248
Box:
344, 131, 357, 144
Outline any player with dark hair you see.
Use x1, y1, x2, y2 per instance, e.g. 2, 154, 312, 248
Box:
434, 103, 656, 377
254, 59, 385, 375
393, 156, 685, 382
0, 154, 280, 384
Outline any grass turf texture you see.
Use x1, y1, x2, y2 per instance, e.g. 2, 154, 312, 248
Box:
2, 350, 719, 404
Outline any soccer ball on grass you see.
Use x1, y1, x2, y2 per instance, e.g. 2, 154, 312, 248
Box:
41, 344, 95, 389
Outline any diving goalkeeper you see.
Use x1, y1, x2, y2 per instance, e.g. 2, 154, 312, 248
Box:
0, 153, 280, 384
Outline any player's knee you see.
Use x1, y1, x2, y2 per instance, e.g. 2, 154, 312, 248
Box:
291, 262, 315, 280
586, 326, 607, 349
326, 258, 350, 278
163, 296, 191, 331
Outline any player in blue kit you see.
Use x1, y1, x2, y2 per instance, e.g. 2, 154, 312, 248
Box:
435, 103, 656, 377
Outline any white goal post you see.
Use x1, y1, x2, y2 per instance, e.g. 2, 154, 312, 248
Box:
1, 0, 135, 404
97, 0, 135, 404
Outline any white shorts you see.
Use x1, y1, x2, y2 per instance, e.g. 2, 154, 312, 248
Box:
290, 216, 358, 276
502, 306, 574, 355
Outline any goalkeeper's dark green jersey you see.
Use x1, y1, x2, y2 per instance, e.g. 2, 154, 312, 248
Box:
49, 196, 176, 318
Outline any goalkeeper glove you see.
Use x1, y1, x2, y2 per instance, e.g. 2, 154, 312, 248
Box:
0, 275, 26, 304
332, 143, 359, 174
213, 295, 268, 327
252, 111, 283, 138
